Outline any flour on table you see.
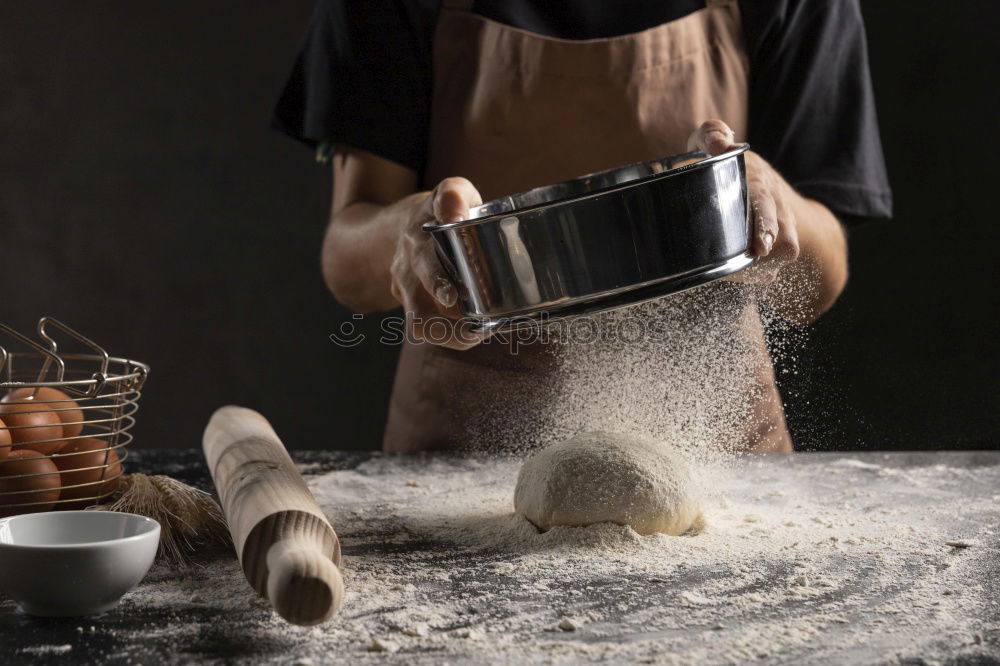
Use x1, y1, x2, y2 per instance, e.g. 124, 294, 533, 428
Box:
15, 453, 995, 665
19, 644, 73, 655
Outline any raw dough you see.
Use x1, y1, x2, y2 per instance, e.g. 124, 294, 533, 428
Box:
514, 431, 703, 536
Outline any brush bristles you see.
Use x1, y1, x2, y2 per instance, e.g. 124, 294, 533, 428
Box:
90, 473, 230, 564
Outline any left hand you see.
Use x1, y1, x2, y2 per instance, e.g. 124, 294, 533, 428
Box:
687, 120, 800, 283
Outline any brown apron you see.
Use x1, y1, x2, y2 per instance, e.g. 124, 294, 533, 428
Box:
383, 0, 792, 453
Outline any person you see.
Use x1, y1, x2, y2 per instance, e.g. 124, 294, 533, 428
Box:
273, 0, 891, 453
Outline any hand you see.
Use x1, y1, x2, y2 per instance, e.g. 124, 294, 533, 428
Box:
687, 120, 800, 284
389, 177, 486, 350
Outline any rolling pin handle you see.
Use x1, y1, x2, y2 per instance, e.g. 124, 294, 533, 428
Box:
266, 538, 345, 626
204, 405, 346, 626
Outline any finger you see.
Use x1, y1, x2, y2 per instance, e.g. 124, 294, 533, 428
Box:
750, 191, 779, 258
771, 200, 800, 265
411, 239, 458, 309
420, 178, 482, 306
432, 177, 483, 224
391, 246, 452, 315
407, 306, 485, 350
687, 119, 736, 155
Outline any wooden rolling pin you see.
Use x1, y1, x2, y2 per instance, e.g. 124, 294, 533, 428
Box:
203, 405, 344, 626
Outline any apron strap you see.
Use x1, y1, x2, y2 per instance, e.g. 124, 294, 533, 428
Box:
440, 0, 474, 11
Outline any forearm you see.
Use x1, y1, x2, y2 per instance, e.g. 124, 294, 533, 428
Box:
321, 193, 428, 313
320, 148, 484, 352
764, 187, 848, 325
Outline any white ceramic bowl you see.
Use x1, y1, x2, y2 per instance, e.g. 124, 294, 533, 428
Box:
0, 511, 160, 616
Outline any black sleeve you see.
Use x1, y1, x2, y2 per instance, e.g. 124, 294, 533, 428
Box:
271, 0, 435, 172
741, 0, 892, 220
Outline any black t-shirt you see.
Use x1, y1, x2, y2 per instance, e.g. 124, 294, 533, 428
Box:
273, 0, 892, 219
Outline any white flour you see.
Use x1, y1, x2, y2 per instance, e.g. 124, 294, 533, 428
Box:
463, 283, 773, 461
45, 452, 998, 665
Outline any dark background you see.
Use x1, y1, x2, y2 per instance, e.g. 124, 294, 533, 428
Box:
1, 2, 997, 451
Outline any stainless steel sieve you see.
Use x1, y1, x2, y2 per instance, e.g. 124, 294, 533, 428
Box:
423, 145, 754, 332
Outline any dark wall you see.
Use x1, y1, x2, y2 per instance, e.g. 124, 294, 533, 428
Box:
1, 2, 398, 451
1, 2, 997, 451
782, 2, 1000, 451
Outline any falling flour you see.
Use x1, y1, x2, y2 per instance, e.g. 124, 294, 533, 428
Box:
461, 282, 778, 465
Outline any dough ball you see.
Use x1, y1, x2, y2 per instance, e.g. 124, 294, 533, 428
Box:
514, 431, 703, 536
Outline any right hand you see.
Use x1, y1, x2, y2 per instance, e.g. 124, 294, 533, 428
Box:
390, 177, 486, 350
687, 120, 801, 285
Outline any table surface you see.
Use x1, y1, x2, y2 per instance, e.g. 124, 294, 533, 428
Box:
2, 449, 999, 665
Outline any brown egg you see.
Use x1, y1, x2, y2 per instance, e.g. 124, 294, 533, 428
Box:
53, 438, 122, 504
0, 417, 10, 462
3, 387, 84, 438
0, 449, 62, 515
0, 400, 66, 455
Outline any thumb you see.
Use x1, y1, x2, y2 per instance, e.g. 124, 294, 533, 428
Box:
431, 177, 483, 224
687, 119, 736, 155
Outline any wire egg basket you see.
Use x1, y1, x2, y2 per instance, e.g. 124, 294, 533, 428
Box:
0, 318, 149, 515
